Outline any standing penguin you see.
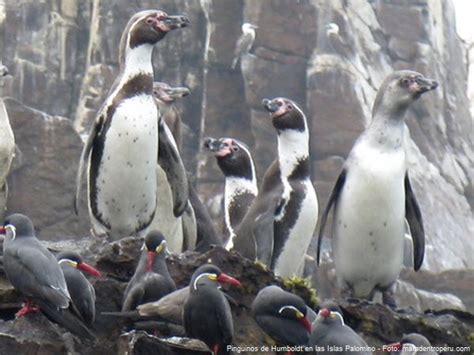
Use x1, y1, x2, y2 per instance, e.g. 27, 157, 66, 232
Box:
122, 231, 176, 311
204, 137, 258, 250
252, 285, 313, 346
183, 264, 241, 355
74, 10, 189, 241
1, 214, 94, 339
317, 71, 438, 305
0, 64, 14, 219
308, 305, 371, 354
231, 23, 258, 70
149, 82, 195, 252
57, 251, 102, 325
235, 98, 318, 277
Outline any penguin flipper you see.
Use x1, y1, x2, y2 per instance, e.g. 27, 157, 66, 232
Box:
317, 169, 347, 265
158, 119, 189, 217
254, 208, 275, 267
404, 173, 425, 271
74, 114, 105, 215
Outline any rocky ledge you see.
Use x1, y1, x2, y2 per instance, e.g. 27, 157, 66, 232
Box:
0, 238, 472, 354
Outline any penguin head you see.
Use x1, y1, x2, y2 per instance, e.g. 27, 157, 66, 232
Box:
372, 70, 438, 117
204, 137, 255, 180
57, 251, 102, 277
242, 23, 258, 33
190, 264, 241, 291
262, 97, 306, 132
0, 213, 35, 241
325, 22, 339, 36
401, 333, 433, 348
123, 10, 190, 50
0, 64, 9, 77
153, 82, 190, 104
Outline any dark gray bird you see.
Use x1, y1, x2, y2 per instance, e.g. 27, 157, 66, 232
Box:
388, 333, 437, 355
231, 23, 258, 69
252, 285, 312, 346
74, 10, 190, 241
184, 264, 241, 355
57, 251, 101, 325
308, 305, 370, 354
204, 137, 258, 250
0, 214, 94, 339
122, 231, 176, 311
317, 71, 438, 306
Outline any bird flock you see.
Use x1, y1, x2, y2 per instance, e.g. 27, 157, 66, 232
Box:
0, 8, 441, 355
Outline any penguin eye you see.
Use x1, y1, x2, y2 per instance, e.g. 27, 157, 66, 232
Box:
153, 90, 158, 96
277, 101, 283, 107
232, 146, 239, 152
146, 17, 154, 25
401, 77, 413, 87
287, 105, 293, 110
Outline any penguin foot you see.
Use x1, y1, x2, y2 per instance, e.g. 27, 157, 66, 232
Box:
382, 291, 397, 309
15, 300, 40, 318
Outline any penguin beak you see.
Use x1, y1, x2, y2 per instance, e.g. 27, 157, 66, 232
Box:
0, 226, 5, 234
216, 273, 241, 287
415, 76, 438, 93
161, 15, 190, 30
167, 86, 190, 99
203, 137, 221, 152
262, 98, 279, 113
77, 262, 102, 277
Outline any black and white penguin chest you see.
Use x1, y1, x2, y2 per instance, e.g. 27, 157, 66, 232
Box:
89, 75, 158, 239
224, 176, 258, 248
271, 133, 318, 277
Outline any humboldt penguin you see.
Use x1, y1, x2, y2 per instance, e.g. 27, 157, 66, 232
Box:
122, 231, 176, 311
183, 264, 241, 355
308, 304, 370, 354
0, 64, 14, 219
1, 214, 94, 339
231, 23, 258, 69
204, 137, 258, 250
252, 285, 312, 346
74, 10, 190, 241
388, 333, 437, 355
149, 82, 194, 252
317, 71, 438, 304
152, 81, 190, 145
57, 251, 102, 325
235, 98, 318, 277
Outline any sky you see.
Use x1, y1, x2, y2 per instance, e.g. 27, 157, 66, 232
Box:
453, 0, 474, 43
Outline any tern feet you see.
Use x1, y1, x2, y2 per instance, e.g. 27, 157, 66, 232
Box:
16, 300, 40, 318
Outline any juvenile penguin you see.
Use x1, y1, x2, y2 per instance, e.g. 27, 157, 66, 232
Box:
204, 137, 258, 250
0, 64, 14, 219
57, 251, 102, 325
74, 10, 189, 240
122, 231, 176, 311
252, 285, 313, 346
317, 71, 438, 304
152, 81, 190, 146
235, 98, 318, 277
183, 264, 241, 355
149, 82, 194, 252
308, 305, 371, 354
1, 214, 94, 339
231, 23, 258, 70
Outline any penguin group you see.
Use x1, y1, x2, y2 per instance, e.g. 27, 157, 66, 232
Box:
0, 5, 443, 354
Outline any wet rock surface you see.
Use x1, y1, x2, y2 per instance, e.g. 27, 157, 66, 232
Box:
0, 241, 472, 354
